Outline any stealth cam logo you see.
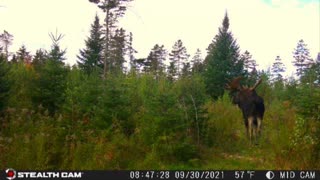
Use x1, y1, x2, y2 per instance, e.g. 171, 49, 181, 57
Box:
6, 168, 16, 180
4, 169, 83, 179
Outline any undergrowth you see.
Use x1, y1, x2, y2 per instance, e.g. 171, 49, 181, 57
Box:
1, 92, 319, 170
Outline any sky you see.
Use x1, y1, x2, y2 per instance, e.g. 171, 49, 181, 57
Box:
0, 0, 319, 77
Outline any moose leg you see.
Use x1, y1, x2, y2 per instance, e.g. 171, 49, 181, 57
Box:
245, 121, 249, 140
253, 117, 259, 145
244, 118, 249, 138
257, 117, 262, 136
248, 116, 254, 144
253, 125, 258, 145
245, 126, 249, 140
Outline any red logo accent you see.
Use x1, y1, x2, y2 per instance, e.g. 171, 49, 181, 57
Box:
7, 170, 14, 177
5, 168, 16, 180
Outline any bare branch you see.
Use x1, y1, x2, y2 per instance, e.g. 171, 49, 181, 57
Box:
49, 29, 65, 46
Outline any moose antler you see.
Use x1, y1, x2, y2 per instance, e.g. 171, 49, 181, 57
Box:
250, 79, 262, 90
226, 76, 243, 91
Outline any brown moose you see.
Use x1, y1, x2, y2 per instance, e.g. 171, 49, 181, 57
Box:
226, 77, 265, 144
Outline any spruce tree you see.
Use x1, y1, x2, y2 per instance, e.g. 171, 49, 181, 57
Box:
0, 49, 9, 112
48, 45, 65, 62
33, 60, 68, 115
241, 50, 258, 73
10, 55, 17, 64
88, 0, 133, 78
0, 30, 13, 61
191, 49, 204, 74
48, 30, 66, 63
316, 52, 320, 64
128, 32, 137, 72
132, 58, 146, 73
33, 31, 68, 115
32, 49, 47, 69
314, 53, 320, 86
168, 39, 189, 79
292, 39, 314, 77
300, 53, 320, 86
109, 28, 126, 73
204, 12, 244, 98
167, 62, 176, 81
144, 44, 167, 77
16, 45, 31, 63
181, 62, 191, 77
77, 15, 104, 75
271, 55, 286, 83
240, 50, 258, 85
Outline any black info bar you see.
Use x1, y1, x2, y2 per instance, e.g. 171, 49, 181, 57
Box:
1, 170, 319, 180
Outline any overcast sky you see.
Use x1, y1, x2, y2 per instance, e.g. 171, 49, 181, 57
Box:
0, 0, 319, 76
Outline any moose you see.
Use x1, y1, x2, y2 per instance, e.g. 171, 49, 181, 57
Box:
226, 77, 265, 144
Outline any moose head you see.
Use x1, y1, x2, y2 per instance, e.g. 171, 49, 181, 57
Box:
226, 77, 265, 144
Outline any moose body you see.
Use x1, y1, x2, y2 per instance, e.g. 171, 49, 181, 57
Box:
227, 77, 265, 144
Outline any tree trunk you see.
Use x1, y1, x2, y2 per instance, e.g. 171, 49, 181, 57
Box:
103, 7, 110, 79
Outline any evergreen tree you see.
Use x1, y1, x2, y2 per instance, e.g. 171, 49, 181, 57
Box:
48, 30, 66, 63
143, 44, 167, 77
302, 54, 320, 87
33, 60, 69, 115
10, 54, 17, 64
32, 31, 68, 115
0, 46, 4, 59
181, 62, 191, 77
7, 62, 35, 109
292, 39, 314, 77
0, 49, 10, 113
77, 15, 104, 75
249, 67, 259, 84
315, 65, 320, 87
167, 62, 176, 81
315, 52, 320, 86
132, 58, 146, 73
241, 50, 258, 73
49, 44, 65, 62
316, 52, 320, 64
128, 32, 137, 72
271, 55, 286, 83
16, 45, 31, 63
204, 12, 244, 98
191, 49, 204, 74
169, 39, 189, 78
298, 62, 320, 120
240, 50, 258, 85
109, 28, 126, 73
32, 49, 47, 69
0, 30, 13, 61
89, 0, 133, 78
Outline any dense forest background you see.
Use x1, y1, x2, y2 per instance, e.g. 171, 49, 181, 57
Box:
1, 0, 320, 170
